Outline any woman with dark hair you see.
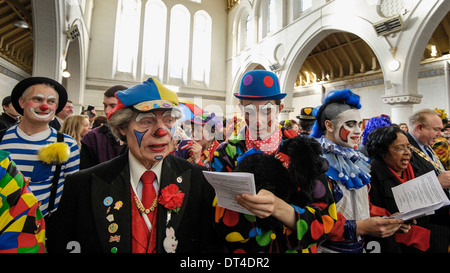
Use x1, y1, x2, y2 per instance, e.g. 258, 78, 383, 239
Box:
366, 126, 432, 252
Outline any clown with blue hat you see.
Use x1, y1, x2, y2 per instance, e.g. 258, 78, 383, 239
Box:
312, 89, 404, 254
211, 70, 295, 172
210, 70, 338, 253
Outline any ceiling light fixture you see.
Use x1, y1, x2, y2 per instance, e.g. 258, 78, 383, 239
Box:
62, 70, 71, 78
388, 59, 400, 71
13, 20, 29, 29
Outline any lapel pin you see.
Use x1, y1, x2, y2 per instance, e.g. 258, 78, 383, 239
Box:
106, 214, 114, 222
103, 196, 113, 206
176, 176, 182, 183
114, 201, 123, 210
109, 235, 121, 243
108, 223, 118, 234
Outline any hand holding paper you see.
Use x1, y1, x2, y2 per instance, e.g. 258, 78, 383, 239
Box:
390, 171, 450, 221
202, 171, 256, 215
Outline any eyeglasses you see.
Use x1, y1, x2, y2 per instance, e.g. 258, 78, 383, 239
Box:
391, 144, 412, 153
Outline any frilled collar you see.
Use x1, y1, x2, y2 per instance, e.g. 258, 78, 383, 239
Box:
318, 137, 371, 190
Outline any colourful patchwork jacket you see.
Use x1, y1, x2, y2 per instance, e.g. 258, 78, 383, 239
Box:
210, 126, 337, 253
0, 150, 45, 253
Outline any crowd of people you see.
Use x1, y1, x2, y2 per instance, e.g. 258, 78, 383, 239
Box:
0, 70, 449, 253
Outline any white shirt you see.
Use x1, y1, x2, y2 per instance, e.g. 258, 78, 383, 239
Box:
128, 151, 163, 232
128, 151, 162, 199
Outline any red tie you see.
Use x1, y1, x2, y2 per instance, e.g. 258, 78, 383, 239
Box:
131, 171, 158, 253
141, 171, 156, 209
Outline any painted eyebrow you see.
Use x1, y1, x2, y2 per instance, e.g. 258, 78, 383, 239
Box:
135, 112, 156, 122
261, 102, 274, 110
243, 104, 256, 111
162, 111, 172, 117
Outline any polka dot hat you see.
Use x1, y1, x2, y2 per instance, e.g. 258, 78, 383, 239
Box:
234, 70, 287, 100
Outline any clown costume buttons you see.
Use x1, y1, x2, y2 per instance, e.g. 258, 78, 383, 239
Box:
103, 196, 113, 206
108, 223, 118, 233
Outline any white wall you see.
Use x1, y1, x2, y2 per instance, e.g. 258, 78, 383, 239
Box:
85, 0, 228, 114
227, 0, 450, 124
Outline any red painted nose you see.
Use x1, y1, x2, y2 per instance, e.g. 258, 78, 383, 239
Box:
40, 104, 49, 111
154, 128, 167, 137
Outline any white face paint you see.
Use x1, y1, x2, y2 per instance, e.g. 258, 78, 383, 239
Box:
29, 94, 56, 120
332, 109, 362, 149
30, 108, 54, 119
242, 100, 279, 140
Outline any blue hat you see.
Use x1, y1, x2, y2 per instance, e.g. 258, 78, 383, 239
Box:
234, 70, 286, 100
311, 89, 361, 138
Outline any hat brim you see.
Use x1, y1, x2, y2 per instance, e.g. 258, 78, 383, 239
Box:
233, 93, 287, 100
297, 115, 316, 120
11, 77, 67, 116
132, 100, 178, 113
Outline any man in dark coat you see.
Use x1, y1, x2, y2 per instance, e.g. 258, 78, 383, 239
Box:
0, 96, 19, 130
47, 78, 219, 253
405, 109, 450, 252
79, 85, 128, 169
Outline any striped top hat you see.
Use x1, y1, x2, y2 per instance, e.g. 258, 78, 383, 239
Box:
234, 70, 286, 100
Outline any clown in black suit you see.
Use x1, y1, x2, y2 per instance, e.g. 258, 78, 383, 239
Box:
47, 78, 219, 253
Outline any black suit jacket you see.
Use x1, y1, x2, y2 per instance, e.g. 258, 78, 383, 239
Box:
47, 152, 219, 253
406, 132, 441, 177
401, 133, 450, 252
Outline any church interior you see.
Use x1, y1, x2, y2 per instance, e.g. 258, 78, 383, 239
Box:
0, 0, 449, 124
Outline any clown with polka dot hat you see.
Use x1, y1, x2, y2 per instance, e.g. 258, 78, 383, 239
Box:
232, 70, 293, 151
209, 70, 337, 253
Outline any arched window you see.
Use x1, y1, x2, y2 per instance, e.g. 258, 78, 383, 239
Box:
143, 0, 167, 79
268, 0, 276, 34
168, 4, 190, 82
235, 10, 251, 54
115, 0, 141, 74
245, 15, 251, 48
192, 10, 212, 85
301, 0, 312, 12
258, 0, 274, 40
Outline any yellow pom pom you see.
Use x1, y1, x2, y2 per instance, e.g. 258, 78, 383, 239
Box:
38, 142, 70, 164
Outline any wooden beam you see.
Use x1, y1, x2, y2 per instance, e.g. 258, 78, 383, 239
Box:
343, 33, 366, 73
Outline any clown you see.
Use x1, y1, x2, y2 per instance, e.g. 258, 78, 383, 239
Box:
311, 89, 404, 253
0, 77, 80, 218
210, 70, 336, 253
47, 78, 219, 253
174, 111, 221, 170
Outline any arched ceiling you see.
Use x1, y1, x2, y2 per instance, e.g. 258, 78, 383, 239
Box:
296, 11, 450, 87
0, 0, 33, 73
296, 32, 380, 86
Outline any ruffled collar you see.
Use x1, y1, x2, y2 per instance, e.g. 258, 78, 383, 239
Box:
318, 137, 371, 190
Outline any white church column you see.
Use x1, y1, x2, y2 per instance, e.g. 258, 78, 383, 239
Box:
382, 94, 422, 124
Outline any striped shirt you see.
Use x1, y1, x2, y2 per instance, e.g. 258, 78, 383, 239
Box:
0, 125, 80, 216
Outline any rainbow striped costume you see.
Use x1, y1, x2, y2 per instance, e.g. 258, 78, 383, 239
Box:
0, 150, 45, 252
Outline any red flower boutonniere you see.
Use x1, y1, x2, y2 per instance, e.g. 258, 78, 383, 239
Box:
159, 184, 184, 253
158, 184, 185, 213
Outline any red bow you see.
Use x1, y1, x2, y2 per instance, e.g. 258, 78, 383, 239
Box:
274, 152, 290, 169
